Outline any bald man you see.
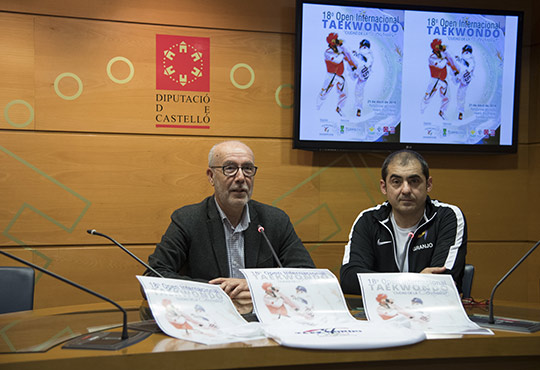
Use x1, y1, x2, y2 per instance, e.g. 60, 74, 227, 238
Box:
146, 141, 314, 311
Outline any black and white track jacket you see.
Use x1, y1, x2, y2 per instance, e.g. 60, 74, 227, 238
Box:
340, 196, 467, 295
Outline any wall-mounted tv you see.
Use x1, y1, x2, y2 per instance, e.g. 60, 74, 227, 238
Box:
293, 0, 523, 153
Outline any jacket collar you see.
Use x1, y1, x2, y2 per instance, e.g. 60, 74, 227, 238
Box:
206, 196, 229, 276
374, 196, 436, 223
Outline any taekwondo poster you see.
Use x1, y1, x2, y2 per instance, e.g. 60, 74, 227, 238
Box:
242, 268, 425, 350
401, 11, 515, 145
358, 273, 493, 336
297, 2, 520, 146
137, 276, 264, 345
299, 3, 404, 142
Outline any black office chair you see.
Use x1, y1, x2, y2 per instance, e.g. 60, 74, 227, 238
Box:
0, 266, 35, 314
461, 264, 475, 299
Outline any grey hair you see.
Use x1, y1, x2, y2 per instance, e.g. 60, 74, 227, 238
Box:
208, 141, 254, 166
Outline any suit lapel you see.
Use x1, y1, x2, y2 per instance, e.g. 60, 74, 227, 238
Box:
206, 197, 229, 277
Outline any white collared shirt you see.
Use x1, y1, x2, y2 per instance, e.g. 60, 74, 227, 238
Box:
214, 198, 250, 278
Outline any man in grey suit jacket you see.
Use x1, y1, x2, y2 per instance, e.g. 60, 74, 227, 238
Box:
146, 141, 314, 311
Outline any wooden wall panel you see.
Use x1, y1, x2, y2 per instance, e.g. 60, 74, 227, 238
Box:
423, 150, 528, 241
0, 245, 151, 309
308, 243, 344, 277
0, 131, 324, 246
528, 144, 540, 240
0, 130, 530, 247
467, 242, 540, 303
0, 0, 298, 34
528, 2, 540, 143
32, 15, 294, 138
0, 13, 34, 131
304, 149, 528, 242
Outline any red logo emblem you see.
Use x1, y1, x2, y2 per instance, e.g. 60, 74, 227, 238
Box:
156, 34, 210, 91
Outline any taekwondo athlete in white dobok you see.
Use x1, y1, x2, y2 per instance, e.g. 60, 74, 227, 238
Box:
420, 38, 458, 120
316, 32, 356, 116
351, 39, 374, 118
454, 44, 475, 121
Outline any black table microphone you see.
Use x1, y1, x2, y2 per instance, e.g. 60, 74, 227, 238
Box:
87, 229, 164, 278
257, 225, 283, 268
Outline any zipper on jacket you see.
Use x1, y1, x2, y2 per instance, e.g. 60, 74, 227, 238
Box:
379, 211, 437, 272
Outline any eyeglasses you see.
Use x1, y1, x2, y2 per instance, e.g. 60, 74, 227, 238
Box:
210, 165, 258, 177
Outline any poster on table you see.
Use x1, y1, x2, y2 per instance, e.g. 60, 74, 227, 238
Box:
242, 268, 425, 349
358, 273, 493, 335
137, 276, 263, 345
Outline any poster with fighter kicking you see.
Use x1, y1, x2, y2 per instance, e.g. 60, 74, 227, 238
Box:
298, 2, 403, 142
401, 11, 509, 145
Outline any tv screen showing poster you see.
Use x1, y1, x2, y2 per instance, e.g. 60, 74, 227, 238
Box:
294, 0, 523, 153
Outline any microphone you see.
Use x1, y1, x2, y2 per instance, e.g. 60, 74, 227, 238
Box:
470, 239, 540, 332
87, 229, 164, 278
0, 249, 150, 350
87, 229, 163, 333
257, 224, 283, 268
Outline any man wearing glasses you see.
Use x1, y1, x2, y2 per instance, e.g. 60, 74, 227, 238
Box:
146, 141, 314, 312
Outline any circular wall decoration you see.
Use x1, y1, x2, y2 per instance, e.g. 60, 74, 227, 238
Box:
107, 56, 135, 84
4, 99, 34, 128
230, 63, 255, 90
54, 72, 83, 100
275, 84, 294, 109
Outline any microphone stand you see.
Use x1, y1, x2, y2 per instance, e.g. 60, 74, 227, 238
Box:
87, 228, 165, 332
0, 249, 151, 350
469, 240, 540, 333
257, 225, 283, 268
87, 229, 164, 278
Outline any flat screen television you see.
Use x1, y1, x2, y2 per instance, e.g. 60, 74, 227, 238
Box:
293, 0, 523, 153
